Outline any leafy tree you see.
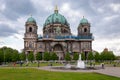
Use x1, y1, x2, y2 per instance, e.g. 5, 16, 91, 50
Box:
73, 52, 79, 60
0, 50, 4, 63
0, 47, 20, 62
28, 51, 34, 62
81, 53, 85, 60
43, 52, 50, 61
115, 56, 120, 60
65, 52, 71, 61
100, 52, 105, 61
88, 52, 94, 60
19, 52, 26, 61
50, 52, 58, 60
11, 50, 19, 62
100, 51, 116, 61
94, 52, 100, 62
4, 47, 13, 62
36, 52, 42, 61
108, 51, 115, 60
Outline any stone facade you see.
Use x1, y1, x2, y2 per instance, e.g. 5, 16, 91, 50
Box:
24, 7, 94, 60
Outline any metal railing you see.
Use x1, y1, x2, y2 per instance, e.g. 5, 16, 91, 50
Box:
38, 35, 94, 40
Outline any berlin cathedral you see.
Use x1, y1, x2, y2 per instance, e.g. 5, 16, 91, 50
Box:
24, 6, 94, 60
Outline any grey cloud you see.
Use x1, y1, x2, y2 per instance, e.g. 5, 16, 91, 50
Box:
1, 0, 120, 39
92, 15, 120, 39
1, 0, 36, 20
0, 23, 18, 37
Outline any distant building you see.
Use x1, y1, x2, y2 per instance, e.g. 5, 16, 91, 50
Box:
24, 6, 94, 60
103, 48, 109, 52
103, 48, 113, 53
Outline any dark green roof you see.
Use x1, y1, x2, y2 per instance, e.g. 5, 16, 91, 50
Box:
80, 17, 88, 24
27, 16, 36, 23
44, 7, 69, 27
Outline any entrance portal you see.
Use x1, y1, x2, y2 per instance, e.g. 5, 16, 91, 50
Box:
53, 44, 64, 60
84, 51, 88, 60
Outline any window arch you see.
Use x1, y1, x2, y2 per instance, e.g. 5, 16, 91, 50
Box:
84, 28, 87, 32
29, 27, 32, 32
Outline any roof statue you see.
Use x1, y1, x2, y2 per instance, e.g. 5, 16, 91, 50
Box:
56, 26, 61, 35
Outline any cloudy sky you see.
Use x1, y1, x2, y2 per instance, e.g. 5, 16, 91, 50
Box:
0, 0, 120, 55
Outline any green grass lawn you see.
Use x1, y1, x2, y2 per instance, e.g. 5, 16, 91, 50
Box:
0, 68, 119, 80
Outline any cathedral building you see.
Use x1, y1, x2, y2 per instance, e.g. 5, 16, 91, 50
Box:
24, 6, 94, 60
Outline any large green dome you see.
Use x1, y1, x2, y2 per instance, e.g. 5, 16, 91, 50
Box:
44, 7, 69, 27
80, 17, 88, 24
26, 16, 36, 23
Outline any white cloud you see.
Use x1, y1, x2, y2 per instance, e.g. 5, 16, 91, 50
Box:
104, 15, 119, 21
31, 0, 53, 11
60, 3, 86, 35
0, 3, 5, 12
0, 36, 24, 52
93, 38, 120, 56
97, 8, 104, 13
110, 3, 120, 12
60, 3, 85, 22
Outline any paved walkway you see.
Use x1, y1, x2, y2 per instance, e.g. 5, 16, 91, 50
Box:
95, 67, 120, 78
38, 66, 120, 78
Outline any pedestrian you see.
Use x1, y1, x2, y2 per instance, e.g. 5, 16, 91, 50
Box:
14, 62, 16, 67
101, 63, 104, 69
20, 61, 23, 67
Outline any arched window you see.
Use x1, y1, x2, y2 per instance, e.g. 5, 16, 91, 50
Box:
29, 42, 32, 48
29, 27, 32, 32
84, 28, 87, 32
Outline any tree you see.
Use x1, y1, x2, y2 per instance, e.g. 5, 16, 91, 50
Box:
81, 53, 85, 60
94, 52, 100, 62
0, 47, 20, 63
36, 52, 42, 61
19, 52, 26, 61
100, 51, 116, 61
28, 51, 34, 62
116, 56, 120, 60
11, 50, 19, 62
65, 52, 71, 61
43, 52, 50, 61
50, 52, 58, 60
100, 52, 106, 61
88, 52, 94, 60
4, 47, 12, 62
0, 50, 4, 64
108, 51, 115, 60
73, 52, 79, 60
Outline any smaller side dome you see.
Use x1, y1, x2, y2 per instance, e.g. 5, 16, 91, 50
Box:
26, 16, 36, 23
80, 16, 88, 24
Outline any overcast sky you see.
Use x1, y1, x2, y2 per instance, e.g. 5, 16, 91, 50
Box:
0, 0, 120, 55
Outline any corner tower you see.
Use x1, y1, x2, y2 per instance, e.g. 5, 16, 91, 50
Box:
78, 16, 91, 35
24, 16, 38, 55
78, 16, 93, 59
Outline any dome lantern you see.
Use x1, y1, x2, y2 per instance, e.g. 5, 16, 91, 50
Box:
54, 5, 58, 13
